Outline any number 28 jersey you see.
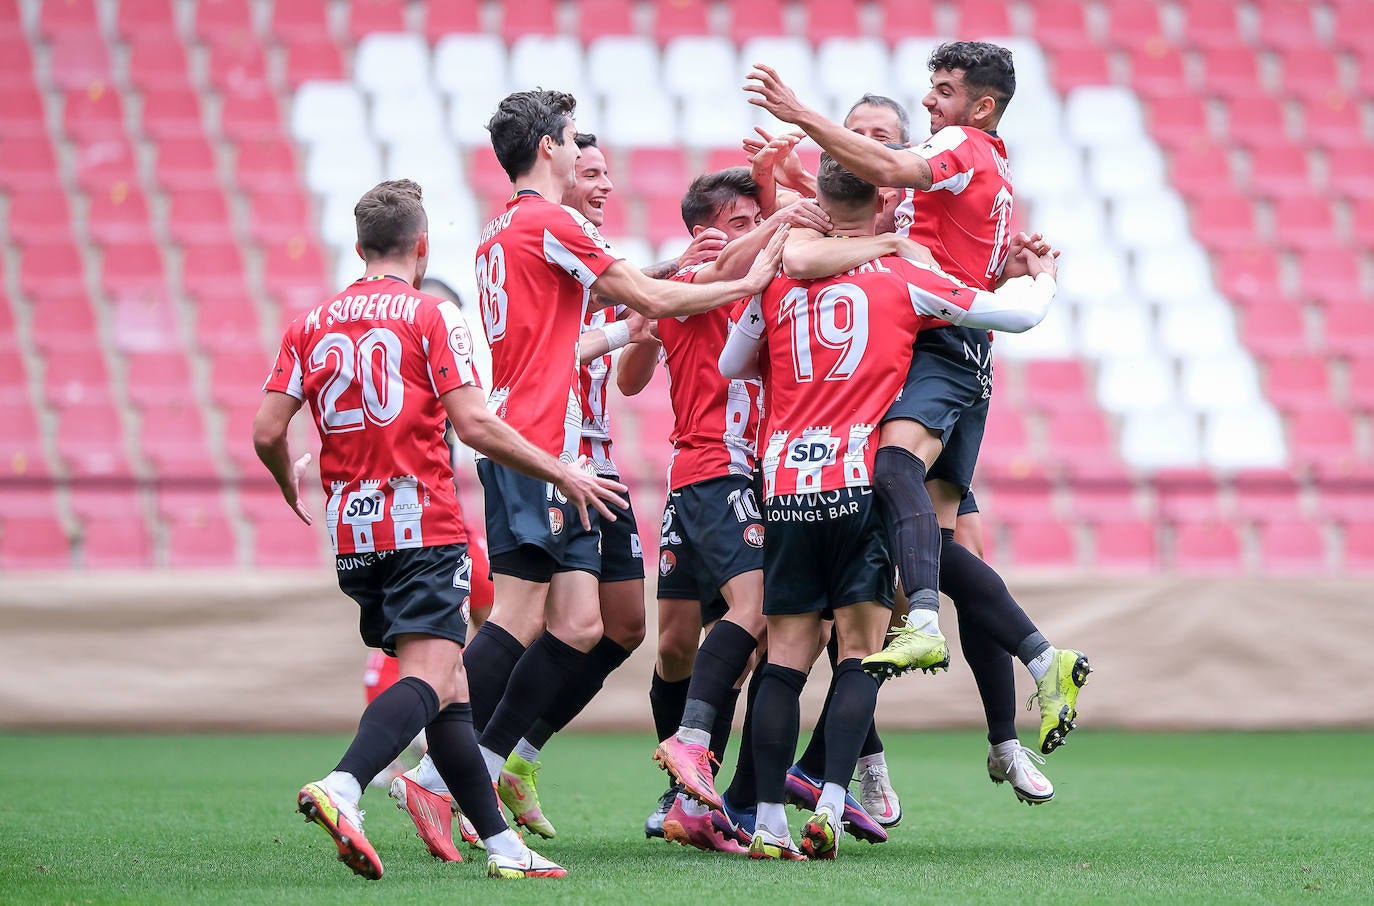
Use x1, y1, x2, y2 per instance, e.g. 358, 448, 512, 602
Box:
736, 256, 988, 501
264, 275, 481, 554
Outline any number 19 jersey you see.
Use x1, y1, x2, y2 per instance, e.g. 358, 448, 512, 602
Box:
264, 275, 481, 554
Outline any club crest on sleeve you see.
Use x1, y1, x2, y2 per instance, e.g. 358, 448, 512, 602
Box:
448, 324, 472, 357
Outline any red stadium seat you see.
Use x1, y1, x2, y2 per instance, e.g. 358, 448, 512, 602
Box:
124, 350, 194, 407
115, 0, 178, 40
108, 288, 181, 353
1177, 0, 1244, 50
1190, 193, 1259, 253
165, 519, 238, 569
1260, 354, 1333, 412
1129, 47, 1190, 100
127, 37, 190, 93
193, 0, 253, 43
1315, 468, 1374, 523
1301, 95, 1367, 151
347, 0, 407, 41
188, 283, 264, 354
1237, 300, 1310, 357
1231, 468, 1304, 525
86, 185, 154, 245
1221, 94, 1287, 148
501, 0, 559, 42
218, 86, 283, 142
251, 516, 326, 568
37, 0, 98, 39
1257, 521, 1327, 574
1287, 407, 1359, 472
1030, 1, 1089, 51
1297, 249, 1363, 307
875, 0, 937, 40
140, 87, 206, 141
653, 0, 712, 43
233, 138, 300, 192
1154, 468, 1224, 522
1273, 48, 1342, 105
644, 194, 686, 245
1103, 0, 1166, 51
247, 190, 315, 246
0, 82, 45, 139
423, 1, 482, 42
1048, 46, 1112, 94
62, 85, 126, 143
71, 137, 138, 195
0, 516, 71, 570
282, 36, 346, 88
167, 189, 233, 243
1166, 139, 1232, 201
138, 402, 219, 479
1345, 356, 1374, 413
802, 0, 862, 41
48, 32, 112, 92
220, 402, 265, 473
207, 37, 269, 95
980, 406, 1038, 471
54, 403, 134, 478
1023, 360, 1093, 412
0, 31, 33, 89
704, 147, 749, 174
1064, 464, 1141, 522
728, 0, 785, 44
152, 137, 218, 191
1331, 0, 1374, 54
99, 240, 168, 294
1321, 304, 1374, 358
30, 290, 98, 353
1091, 520, 1159, 573
181, 241, 245, 298
70, 486, 146, 523
3, 486, 60, 520
1046, 410, 1118, 470
1245, 144, 1316, 200
1344, 523, 1374, 571
1219, 247, 1286, 310
1199, 46, 1264, 97
270, 0, 330, 41
1252, 0, 1319, 51
981, 472, 1057, 523
0, 401, 52, 480
208, 350, 272, 408
6, 189, 74, 244
20, 241, 85, 298
1005, 519, 1077, 569
0, 137, 61, 192
1323, 147, 1374, 200
1172, 521, 1244, 574
81, 516, 155, 568
262, 239, 329, 285
577, 0, 636, 41
1270, 197, 1338, 252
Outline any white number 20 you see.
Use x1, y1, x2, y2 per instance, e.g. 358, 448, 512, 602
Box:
310, 328, 404, 434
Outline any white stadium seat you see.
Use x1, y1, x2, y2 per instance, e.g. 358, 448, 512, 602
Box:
385, 141, 467, 195
1134, 246, 1216, 299
741, 36, 819, 105
447, 85, 508, 146
1065, 86, 1146, 147
1097, 355, 1177, 413
1178, 355, 1264, 412
663, 36, 739, 100
434, 34, 508, 100
816, 38, 893, 110
355, 33, 432, 98
1155, 301, 1238, 360
1202, 407, 1287, 469
508, 35, 587, 99
304, 141, 382, 197
1086, 142, 1167, 200
587, 36, 662, 102
1120, 409, 1202, 468
291, 81, 369, 144
890, 37, 943, 99
992, 299, 1076, 359
681, 93, 756, 148
601, 92, 680, 147
1012, 141, 1084, 200
370, 88, 447, 146
1111, 193, 1190, 250
1078, 303, 1155, 360
1055, 246, 1131, 305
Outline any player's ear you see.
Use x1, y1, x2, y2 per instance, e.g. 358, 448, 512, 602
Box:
690, 224, 706, 237
415, 231, 429, 260
355, 241, 365, 262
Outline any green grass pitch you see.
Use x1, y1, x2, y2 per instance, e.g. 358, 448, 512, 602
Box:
3, 730, 1372, 904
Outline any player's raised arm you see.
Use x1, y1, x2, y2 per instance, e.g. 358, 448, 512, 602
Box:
905, 250, 1060, 333
745, 64, 932, 190
441, 384, 627, 530
591, 225, 788, 319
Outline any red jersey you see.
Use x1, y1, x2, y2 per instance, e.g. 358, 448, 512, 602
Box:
264, 275, 481, 554
738, 256, 991, 500
474, 192, 619, 458
579, 303, 624, 477
894, 125, 1013, 291
657, 267, 763, 491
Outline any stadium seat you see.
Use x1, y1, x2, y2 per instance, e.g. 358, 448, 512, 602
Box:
1350, 198, 1374, 249
270, 0, 331, 42
0, 136, 61, 192
193, 0, 254, 43
1022, 360, 1094, 413
817, 38, 894, 111
1297, 249, 1363, 307
140, 88, 207, 141
0, 82, 45, 140
62, 85, 126, 143
151, 137, 217, 192
423, 0, 482, 42
1120, 409, 1201, 469
1178, 0, 1244, 50
1103, 0, 1167, 51
1331, 0, 1374, 53
576, 0, 636, 43
80, 516, 155, 569
1078, 305, 1153, 361
587, 36, 663, 103
70, 487, 147, 524
304, 140, 383, 198
262, 240, 328, 285
220, 86, 284, 143
1171, 521, 1244, 574
1244, 144, 1315, 200
21, 242, 85, 299
1345, 356, 1374, 413
625, 147, 689, 199
1287, 407, 1359, 472
1153, 468, 1224, 523
1231, 468, 1304, 525
28, 288, 98, 353
233, 138, 300, 193
138, 402, 218, 479
115, 0, 178, 40
1030, 0, 1090, 51
1048, 47, 1113, 94
1046, 410, 1118, 470
251, 515, 327, 568
1166, 140, 1232, 201
653, 0, 712, 44
355, 32, 431, 98
1190, 193, 1259, 253
1218, 247, 1288, 310
48, 32, 112, 92
282, 36, 346, 89
1237, 300, 1311, 358
125, 351, 194, 408
72, 137, 139, 195
1344, 523, 1374, 571
956, 0, 1014, 38
433, 33, 507, 100
1199, 46, 1266, 98
1112, 193, 1190, 251
509, 35, 587, 99
802, 0, 862, 41
1273, 48, 1343, 106
1065, 464, 1142, 522
1302, 95, 1367, 151
1221, 94, 1288, 148
54, 404, 134, 478
1141, 86, 1205, 146
247, 190, 315, 246
127, 37, 190, 93
1092, 520, 1159, 573
1203, 407, 1288, 470
6, 189, 74, 245
0, 516, 71, 570
207, 37, 269, 95
181, 241, 245, 298
728, 0, 786, 43
874, 0, 936, 39
1097, 355, 1176, 414
86, 185, 154, 245
1252, 0, 1319, 51
108, 288, 180, 353
291, 82, 369, 145
37, 0, 98, 39
663, 37, 739, 98
501, 0, 559, 42
0, 400, 52, 480
1178, 355, 1263, 413
347, 0, 407, 41
99, 240, 167, 295
1004, 518, 1077, 569
1257, 521, 1328, 574
1261, 354, 1334, 412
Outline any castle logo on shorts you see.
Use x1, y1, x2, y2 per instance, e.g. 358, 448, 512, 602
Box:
659, 550, 676, 575
744, 523, 765, 548
548, 507, 564, 535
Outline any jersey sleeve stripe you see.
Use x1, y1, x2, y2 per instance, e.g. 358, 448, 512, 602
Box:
543, 230, 599, 288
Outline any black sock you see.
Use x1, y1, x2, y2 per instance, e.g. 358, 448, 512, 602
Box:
538, 635, 634, 736
958, 603, 1019, 745
462, 622, 527, 733
874, 446, 941, 611
940, 530, 1039, 653
335, 675, 438, 785
479, 632, 590, 759
823, 659, 880, 787
650, 670, 691, 743
752, 663, 807, 803
860, 720, 884, 759
681, 620, 757, 732
708, 686, 741, 766
795, 661, 836, 777
424, 702, 507, 839
725, 660, 766, 807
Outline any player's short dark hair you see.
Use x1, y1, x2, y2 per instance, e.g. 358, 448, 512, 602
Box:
354, 179, 426, 259
929, 41, 1016, 116
846, 93, 910, 143
680, 167, 761, 231
575, 132, 598, 150
816, 153, 877, 208
486, 89, 578, 181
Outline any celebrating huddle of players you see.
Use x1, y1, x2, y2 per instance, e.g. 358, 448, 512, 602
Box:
254, 40, 1092, 879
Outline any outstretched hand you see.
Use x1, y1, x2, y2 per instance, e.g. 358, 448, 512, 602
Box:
281, 452, 313, 525
741, 223, 790, 294
744, 65, 811, 126
557, 456, 629, 531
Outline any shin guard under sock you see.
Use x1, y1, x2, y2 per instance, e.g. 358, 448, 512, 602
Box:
681, 620, 757, 732
479, 632, 590, 760
751, 663, 807, 804
650, 671, 691, 743
822, 659, 880, 787
462, 622, 527, 733
541, 635, 634, 735
958, 604, 1020, 745
874, 446, 942, 611
724, 660, 766, 807
424, 702, 508, 839
336, 675, 439, 785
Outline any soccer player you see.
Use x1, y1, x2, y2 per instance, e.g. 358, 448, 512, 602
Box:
617, 167, 825, 850
458, 90, 786, 847
718, 154, 1058, 859
256, 179, 624, 879
747, 43, 1092, 787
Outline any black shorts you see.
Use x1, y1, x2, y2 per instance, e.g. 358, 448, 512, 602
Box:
958, 488, 980, 517
762, 488, 894, 618
657, 474, 765, 622
478, 459, 601, 580
336, 543, 471, 654
599, 474, 645, 583
884, 326, 991, 495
